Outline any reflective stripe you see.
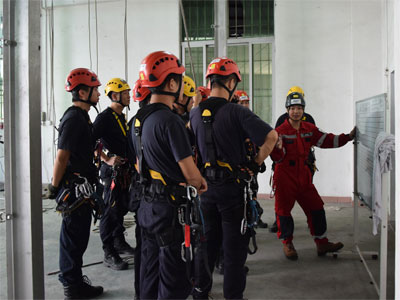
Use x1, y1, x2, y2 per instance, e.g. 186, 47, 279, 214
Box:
301, 132, 313, 138
316, 133, 327, 147
313, 232, 327, 239
282, 134, 297, 139
333, 135, 339, 148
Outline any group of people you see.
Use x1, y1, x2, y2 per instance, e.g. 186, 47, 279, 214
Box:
47, 50, 356, 299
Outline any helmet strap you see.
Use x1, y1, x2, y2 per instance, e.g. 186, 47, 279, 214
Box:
174, 96, 191, 113
215, 79, 238, 102
152, 78, 182, 104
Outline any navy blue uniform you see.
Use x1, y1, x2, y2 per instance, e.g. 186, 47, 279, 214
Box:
127, 117, 143, 298
57, 106, 97, 286
93, 107, 130, 255
190, 97, 273, 299
131, 103, 192, 299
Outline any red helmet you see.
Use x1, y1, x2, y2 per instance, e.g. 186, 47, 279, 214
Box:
198, 86, 211, 102
133, 79, 151, 102
235, 90, 249, 101
206, 57, 242, 82
139, 51, 185, 88
65, 68, 101, 92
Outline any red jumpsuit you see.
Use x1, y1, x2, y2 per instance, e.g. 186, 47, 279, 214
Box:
270, 119, 351, 245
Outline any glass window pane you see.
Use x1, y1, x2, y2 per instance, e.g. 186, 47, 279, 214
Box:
184, 47, 203, 87
229, 0, 274, 38
253, 43, 272, 123
182, 0, 214, 41
228, 45, 249, 93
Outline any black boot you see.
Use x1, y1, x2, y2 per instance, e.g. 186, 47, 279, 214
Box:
114, 237, 135, 256
64, 275, 103, 299
103, 252, 128, 270
257, 219, 268, 229
269, 220, 278, 233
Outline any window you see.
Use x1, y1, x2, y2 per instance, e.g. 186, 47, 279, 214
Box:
229, 0, 274, 38
252, 43, 272, 123
181, 1, 274, 123
181, 0, 214, 41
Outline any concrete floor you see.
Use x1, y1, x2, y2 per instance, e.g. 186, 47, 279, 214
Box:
0, 196, 395, 299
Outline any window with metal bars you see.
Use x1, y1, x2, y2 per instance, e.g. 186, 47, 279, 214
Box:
181, 0, 214, 41
181, 0, 274, 41
229, 0, 274, 38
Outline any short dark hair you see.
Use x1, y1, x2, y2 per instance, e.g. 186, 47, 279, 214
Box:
107, 91, 114, 100
71, 84, 90, 100
139, 97, 150, 108
209, 74, 238, 89
149, 73, 182, 93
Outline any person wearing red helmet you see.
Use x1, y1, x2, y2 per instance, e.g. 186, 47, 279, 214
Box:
270, 90, 356, 260
192, 86, 210, 108
132, 78, 151, 108
131, 51, 207, 299
46, 68, 103, 299
92, 78, 135, 271
190, 57, 278, 299
236, 90, 250, 108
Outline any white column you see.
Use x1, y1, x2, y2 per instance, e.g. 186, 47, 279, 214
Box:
214, 0, 228, 58
3, 0, 44, 298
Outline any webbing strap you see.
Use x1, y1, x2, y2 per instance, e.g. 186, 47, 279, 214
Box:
133, 103, 170, 184
112, 111, 128, 136
199, 98, 228, 165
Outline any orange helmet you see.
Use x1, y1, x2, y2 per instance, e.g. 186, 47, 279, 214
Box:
133, 79, 151, 102
198, 86, 211, 102
235, 90, 249, 101
206, 57, 241, 82
65, 68, 101, 92
138, 51, 185, 88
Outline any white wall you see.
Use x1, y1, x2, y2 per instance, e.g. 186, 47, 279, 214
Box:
40, 0, 180, 182
271, 0, 384, 198
40, 0, 391, 201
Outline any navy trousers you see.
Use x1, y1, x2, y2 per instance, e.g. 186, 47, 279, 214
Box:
99, 164, 128, 253
58, 192, 92, 286
137, 194, 191, 299
193, 182, 250, 300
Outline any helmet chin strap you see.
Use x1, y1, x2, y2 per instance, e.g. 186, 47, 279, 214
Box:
214, 79, 238, 102
73, 87, 99, 113
152, 79, 183, 105
111, 98, 130, 111
174, 96, 191, 113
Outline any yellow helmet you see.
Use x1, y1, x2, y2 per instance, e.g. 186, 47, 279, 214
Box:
183, 75, 196, 97
287, 86, 305, 98
104, 78, 131, 96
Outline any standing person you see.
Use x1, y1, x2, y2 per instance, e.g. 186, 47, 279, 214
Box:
236, 90, 250, 109
270, 90, 356, 260
92, 78, 135, 271
269, 86, 316, 233
131, 51, 207, 299
173, 75, 196, 120
234, 89, 268, 229
128, 78, 151, 299
46, 68, 104, 299
190, 57, 278, 300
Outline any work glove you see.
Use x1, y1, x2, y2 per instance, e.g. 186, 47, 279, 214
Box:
247, 161, 261, 176
45, 183, 60, 199
259, 162, 266, 173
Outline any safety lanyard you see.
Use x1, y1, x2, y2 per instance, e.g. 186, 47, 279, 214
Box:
112, 111, 128, 137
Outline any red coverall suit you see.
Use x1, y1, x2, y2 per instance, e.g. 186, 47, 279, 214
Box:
270, 119, 351, 245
